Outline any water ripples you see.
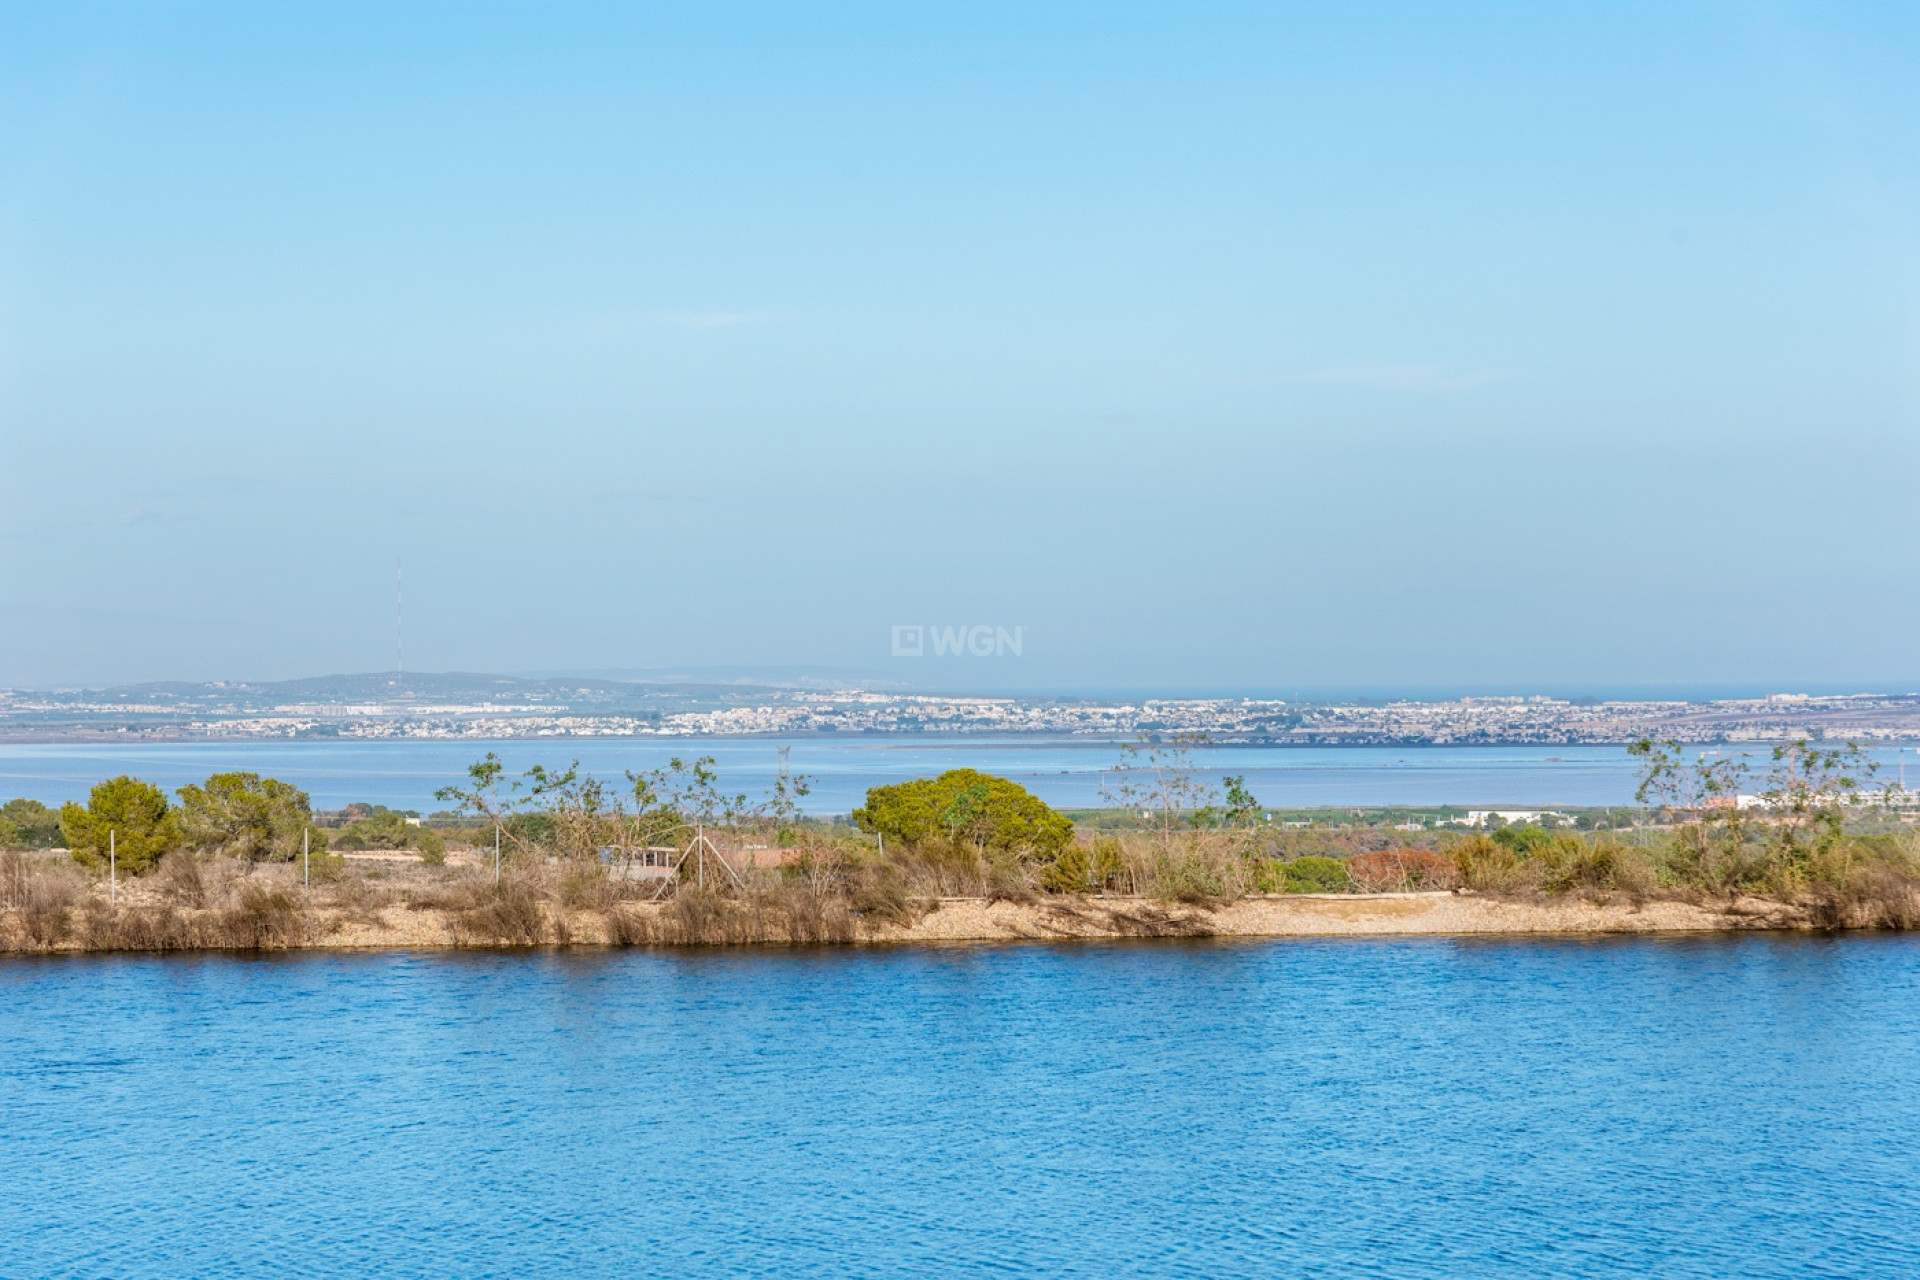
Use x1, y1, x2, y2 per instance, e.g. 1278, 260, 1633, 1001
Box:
3, 936, 1918, 1276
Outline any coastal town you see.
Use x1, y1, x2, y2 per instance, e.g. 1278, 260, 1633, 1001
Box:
4, 677, 1917, 745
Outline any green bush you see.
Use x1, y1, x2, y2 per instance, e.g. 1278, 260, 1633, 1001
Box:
0, 799, 63, 849
853, 769, 1073, 858
176, 773, 319, 862
1491, 824, 1556, 857
1151, 851, 1232, 903
333, 809, 434, 854
1283, 855, 1352, 894
1450, 833, 1520, 890
297, 847, 347, 883
1039, 842, 1091, 893
1541, 840, 1630, 893
61, 777, 179, 875
1089, 836, 1128, 891
503, 811, 556, 849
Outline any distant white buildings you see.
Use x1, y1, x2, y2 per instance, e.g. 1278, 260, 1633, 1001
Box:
1460, 810, 1572, 827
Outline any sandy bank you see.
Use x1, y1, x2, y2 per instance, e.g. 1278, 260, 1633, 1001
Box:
0, 890, 1812, 954
864, 892, 1798, 942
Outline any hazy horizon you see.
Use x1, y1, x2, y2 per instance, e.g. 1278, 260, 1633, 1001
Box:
8, 664, 1918, 706
4, 3, 1917, 691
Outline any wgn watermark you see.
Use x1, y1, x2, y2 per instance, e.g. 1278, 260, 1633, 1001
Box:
892, 625, 1024, 658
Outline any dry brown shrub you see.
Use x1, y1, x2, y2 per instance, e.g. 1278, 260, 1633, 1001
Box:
760, 883, 855, 943
558, 866, 632, 910
850, 863, 916, 922
0, 849, 27, 909
405, 876, 492, 913
662, 887, 753, 944
450, 878, 548, 946
1541, 839, 1656, 898
603, 884, 853, 947
1806, 865, 1920, 930
1348, 848, 1459, 892
4, 854, 85, 948
1144, 852, 1241, 905
604, 905, 655, 946
200, 858, 254, 901
891, 837, 987, 897
983, 857, 1038, 906
90, 901, 200, 951
153, 851, 209, 907
1451, 834, 1523, 891
324, 873, 394, 926
215, 882, 308, 948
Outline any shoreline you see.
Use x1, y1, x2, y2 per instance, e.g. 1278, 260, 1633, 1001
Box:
869, 891, 1805, 943
1, 890, 1821, 954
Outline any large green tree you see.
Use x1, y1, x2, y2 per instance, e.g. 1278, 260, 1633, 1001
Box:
331, 807, 437, 856
60, 776, 179, 874
175, 772, 321, 862
854, 769, 1073, 856
0, 799, 63, 849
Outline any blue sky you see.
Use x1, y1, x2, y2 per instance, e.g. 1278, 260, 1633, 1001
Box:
1, 2, 1917, 693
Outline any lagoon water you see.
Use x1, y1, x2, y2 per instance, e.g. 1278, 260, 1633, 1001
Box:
5, 936, 1919, 1276
0, 738, 1808, 814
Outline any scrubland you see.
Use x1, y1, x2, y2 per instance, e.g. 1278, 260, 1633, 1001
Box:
4, 817, 1915, 953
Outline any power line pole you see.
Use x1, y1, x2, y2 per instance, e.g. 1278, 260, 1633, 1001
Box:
396, 561, 404, 678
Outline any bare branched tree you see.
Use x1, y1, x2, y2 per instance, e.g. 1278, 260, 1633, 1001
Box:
1101, 733, 1219, 854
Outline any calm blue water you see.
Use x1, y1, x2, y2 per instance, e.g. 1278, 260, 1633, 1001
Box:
4, 937, 1918, 1277
0, 738, 1831, 813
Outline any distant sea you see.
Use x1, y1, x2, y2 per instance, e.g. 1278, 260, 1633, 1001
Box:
3, 737, 1916, 813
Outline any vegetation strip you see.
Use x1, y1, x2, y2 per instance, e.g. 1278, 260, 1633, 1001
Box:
4, 735, 1916, 952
